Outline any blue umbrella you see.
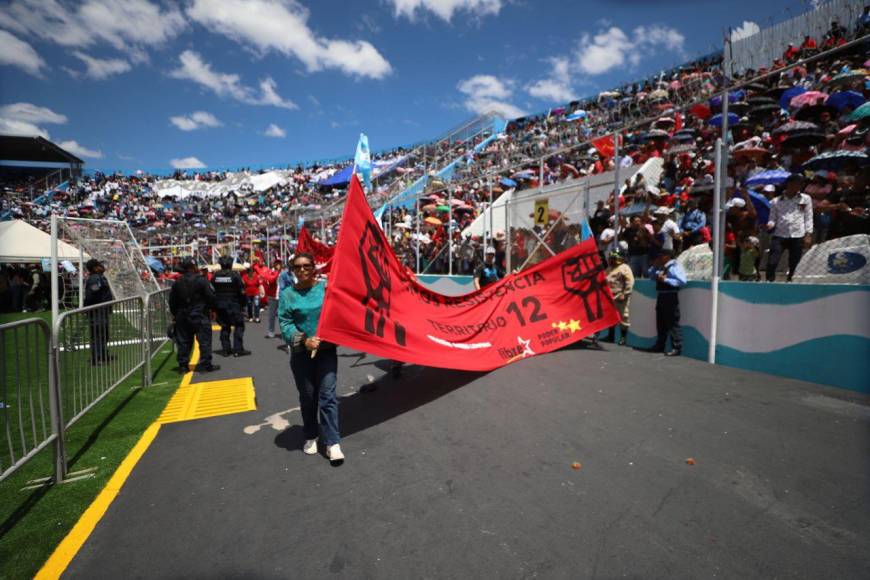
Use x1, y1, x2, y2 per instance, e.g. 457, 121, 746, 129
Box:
779, 86, 806, 110
708, 112, 739, 127
744, 169, 791, 187
746, 190, 771, 225
566, 110, 588, 121
709, 90, 744, 108
825, 91, 865, 112
500, 177, 517, 188
145, 256, 165, 273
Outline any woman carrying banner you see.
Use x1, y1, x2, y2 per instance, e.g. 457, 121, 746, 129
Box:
278, 252, 344, 464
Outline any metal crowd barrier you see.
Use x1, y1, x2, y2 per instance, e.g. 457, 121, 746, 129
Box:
0, 289, 173, 484
143, 288, 171, 384
54, 295, 147, 430
0, 318, 63, 483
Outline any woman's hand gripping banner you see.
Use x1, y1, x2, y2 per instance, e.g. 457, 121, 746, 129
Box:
318, 175, 620, 371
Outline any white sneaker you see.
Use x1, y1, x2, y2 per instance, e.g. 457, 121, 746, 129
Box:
327, 444, 344, 462
303, 439, 318, 455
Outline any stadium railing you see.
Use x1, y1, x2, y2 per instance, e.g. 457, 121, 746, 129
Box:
0, 288, 172, 484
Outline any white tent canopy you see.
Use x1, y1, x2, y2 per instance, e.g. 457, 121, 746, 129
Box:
0, 220, 86, 263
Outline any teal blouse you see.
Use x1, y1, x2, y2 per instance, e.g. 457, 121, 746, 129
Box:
278, 281, 326, 345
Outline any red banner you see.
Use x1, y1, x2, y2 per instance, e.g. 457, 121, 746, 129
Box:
317, 176, 619, 371
297, 226, 334, 274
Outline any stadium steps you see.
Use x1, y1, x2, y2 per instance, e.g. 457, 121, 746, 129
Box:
0, 180, 69, 220
374, 130, 502, 217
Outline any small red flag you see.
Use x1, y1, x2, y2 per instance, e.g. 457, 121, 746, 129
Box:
297, 226, 334, 274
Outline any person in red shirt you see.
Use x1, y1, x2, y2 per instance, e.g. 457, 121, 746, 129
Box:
800, 35, 817, 54
241, 265, 262, 322
253, 259, 281, 337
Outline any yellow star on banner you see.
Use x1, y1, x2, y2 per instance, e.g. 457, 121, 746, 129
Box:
568, 319, 582, 333
551, 321, 569, 331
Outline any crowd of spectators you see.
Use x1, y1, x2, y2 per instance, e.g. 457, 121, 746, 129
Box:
1, 9, 868, 285
381, 12, 869, 279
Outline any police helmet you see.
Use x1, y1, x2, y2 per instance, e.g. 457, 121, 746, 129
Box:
179, 258, 197, 272
218, 256, 233, 270
85, 258, 103, 273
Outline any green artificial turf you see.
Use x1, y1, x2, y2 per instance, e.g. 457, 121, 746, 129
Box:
0, 343, 181, 580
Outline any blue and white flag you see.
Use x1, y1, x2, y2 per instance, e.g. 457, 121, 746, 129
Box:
354, 132, 372, 190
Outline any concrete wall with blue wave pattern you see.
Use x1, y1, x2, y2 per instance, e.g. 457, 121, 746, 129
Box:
627, 281, 870, 392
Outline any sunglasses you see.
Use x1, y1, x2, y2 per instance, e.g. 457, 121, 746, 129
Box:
292, 263, 314, 271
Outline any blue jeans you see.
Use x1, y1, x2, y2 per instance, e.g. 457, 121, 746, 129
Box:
266, 297, 279, 334
629, 254, 648, 279
290, 348, 340, 446
246, 295, 260, 320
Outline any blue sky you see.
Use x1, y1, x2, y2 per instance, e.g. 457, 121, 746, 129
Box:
0, 0, 812, 172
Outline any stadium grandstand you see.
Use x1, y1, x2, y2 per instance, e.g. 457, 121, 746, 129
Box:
2, 5, 867, 284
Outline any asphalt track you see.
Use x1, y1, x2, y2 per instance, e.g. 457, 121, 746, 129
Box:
66, 325, 870, 579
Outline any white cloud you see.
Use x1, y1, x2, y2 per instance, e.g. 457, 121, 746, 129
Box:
389, 0, 502, 22
574, 24, 685, 75
257, 77, 298, 110
169, 51, 298, 110
636, 25, 686, 53
72, 51, 131, 79
527, 79, 578, 103
0, 0, 185, 59
58, 139, 103, 158
0, 102, 67, 137
170, 156, 207, 169
187, 0, 392, 80
170, 50, 249, 101
457, 74, 525, 119
0, 29, 46, 77
730, 21, 760, 42
575, 27, 634, 75
0, 103, 68, 125
526, 56, 578, 103
263, 123, 286, 137
169, 111, 223, 131
0, 118, 49, 138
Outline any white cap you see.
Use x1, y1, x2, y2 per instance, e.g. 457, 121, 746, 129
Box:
653, 206, 671, 216
763, 184, 776, 193
725, 197, 746, 209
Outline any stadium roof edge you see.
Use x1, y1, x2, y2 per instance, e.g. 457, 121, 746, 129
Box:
0, 135, 84, 165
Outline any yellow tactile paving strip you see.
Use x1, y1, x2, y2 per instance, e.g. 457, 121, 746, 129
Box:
158, 377, 256, 424
37, 335, 257, 580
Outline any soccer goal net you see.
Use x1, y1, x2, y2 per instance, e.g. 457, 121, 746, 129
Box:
55, 216, 160, 302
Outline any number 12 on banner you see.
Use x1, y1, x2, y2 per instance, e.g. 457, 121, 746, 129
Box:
534, 198, 549, 227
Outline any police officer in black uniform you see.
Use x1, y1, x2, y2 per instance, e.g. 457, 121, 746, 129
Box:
84, 258, 113, 365
169, 258, 220, 373
212, 256, 251, 357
